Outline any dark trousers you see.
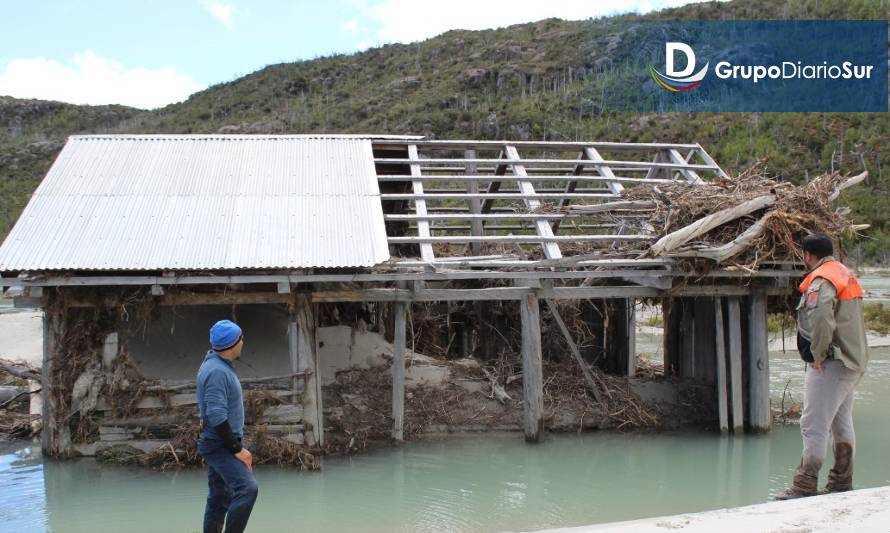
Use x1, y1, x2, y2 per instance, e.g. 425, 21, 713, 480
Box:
199, 442, 259, 533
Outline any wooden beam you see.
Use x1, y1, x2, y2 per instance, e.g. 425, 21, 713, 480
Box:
13, 296, 42, 308
59, 284, 788, 307
42, 310, 65, 455
694, 144, 730, 178
408, 144, 435, 262
544, 299, 601, 401
552, 150, 588, 233
411, 224, 616, 232
395, 140, 704, 151
570, 200, 656, 213
746, 290, 771, 433
377, 175, 677, 184
480, 150, 508, 215
583, 147, 626, 195
387, 213, 589, 220
387, 235, 652, 244
381, 192, 618, 200
287, 321, 301, 404
391, 284, 408, 442
292, 294, 323, 446
643, 150, 671, 180
727, 296, 745, 433
668, 148, 705, 184
519, 288, 544, 442
714, 298, 729, 434
374, 157, 719, 171
465, 149, 483, 256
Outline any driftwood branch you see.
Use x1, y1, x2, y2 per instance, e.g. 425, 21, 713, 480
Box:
0, 359, 42, 383
0, 388, 41, 410
828, 171, 867, 201
481, 368, 512, 405
650, 194, 776, 256
544, 299, 602, 402
570, 200, 656, 213
672, 213, 773, 263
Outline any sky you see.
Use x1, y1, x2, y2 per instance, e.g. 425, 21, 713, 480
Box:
0, 0, 715, 109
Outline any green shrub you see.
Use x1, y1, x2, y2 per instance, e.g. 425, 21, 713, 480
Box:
768, 313, 796, 334
864, 302, 890, 335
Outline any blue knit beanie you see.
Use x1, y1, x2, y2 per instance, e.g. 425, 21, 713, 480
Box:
210, 320, 243, 351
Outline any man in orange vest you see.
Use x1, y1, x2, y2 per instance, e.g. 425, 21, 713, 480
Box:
776, 234, 869, 500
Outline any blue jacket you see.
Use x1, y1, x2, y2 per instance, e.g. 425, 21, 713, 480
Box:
196, 351, 244, 442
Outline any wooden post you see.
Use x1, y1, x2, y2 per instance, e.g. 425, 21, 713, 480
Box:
714, 298, 729, 434
391, 294, 408, 442
747, 290, 771, 432
464, 149, 483, 256
291, 294, 323, 446
41, 309, 56, 455
626, 298, 636, 378
603, 298, 636, 377
663, 299, 684, 376
680, 299, 696, 378
519, 290, 544, 442
693, 297, 716, 382
726, 296, 745, 433
287, 322, 301, 401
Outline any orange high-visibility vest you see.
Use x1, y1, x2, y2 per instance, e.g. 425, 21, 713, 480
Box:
799, 260, 864, 301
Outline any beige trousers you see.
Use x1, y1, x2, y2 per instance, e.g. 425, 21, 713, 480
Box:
800, 359, 864, 470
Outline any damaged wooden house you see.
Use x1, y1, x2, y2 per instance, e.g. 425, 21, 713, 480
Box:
1, 134, 857, 463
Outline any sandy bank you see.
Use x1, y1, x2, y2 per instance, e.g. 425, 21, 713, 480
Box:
526, 486, 890, 533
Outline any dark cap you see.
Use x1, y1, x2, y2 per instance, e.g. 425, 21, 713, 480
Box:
801, 234, 833, 259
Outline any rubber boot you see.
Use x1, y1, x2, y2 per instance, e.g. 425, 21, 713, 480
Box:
822, 442, 854, 493
775, 458, 819, 500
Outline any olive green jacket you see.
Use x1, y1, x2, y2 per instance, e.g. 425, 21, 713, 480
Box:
797, 256, 869, 372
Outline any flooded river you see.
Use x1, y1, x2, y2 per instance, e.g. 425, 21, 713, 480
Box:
2, 279, 889, 533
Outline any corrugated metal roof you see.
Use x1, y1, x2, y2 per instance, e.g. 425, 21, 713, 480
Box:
0, 135, 396, 271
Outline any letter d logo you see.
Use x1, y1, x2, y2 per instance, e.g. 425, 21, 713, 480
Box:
648, 41, 709, 92
666, 42, 696, 77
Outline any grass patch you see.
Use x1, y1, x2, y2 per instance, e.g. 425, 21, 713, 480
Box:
643, 314, 664, 327
864, 302, 890, 335
767, 313, 796, 334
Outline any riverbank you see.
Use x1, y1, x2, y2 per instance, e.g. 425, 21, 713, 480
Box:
529, 486, 890, 532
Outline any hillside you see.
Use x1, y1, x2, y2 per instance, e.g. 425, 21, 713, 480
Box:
1, 0, 889, 262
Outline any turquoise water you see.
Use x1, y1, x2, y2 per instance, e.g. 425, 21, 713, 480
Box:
2, 346, 888, 533
1, 280, 889, 533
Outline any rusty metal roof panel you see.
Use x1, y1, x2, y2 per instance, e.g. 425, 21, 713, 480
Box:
0, 135, 394, 271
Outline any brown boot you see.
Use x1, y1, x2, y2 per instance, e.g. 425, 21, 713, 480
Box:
775, 458, 820, 500
822, 442, 854, 493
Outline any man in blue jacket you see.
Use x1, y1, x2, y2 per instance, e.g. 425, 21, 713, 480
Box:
197, 320, 258, 533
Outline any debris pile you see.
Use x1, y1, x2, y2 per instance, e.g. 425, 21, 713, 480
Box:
613, 166, 867, 268
0, 358, 41, 439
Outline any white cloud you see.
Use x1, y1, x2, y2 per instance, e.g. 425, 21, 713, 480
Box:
206, 1, 236, 29
365, 0, 716, 43
342, 19, 360, 34
0, 51, 206, 109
